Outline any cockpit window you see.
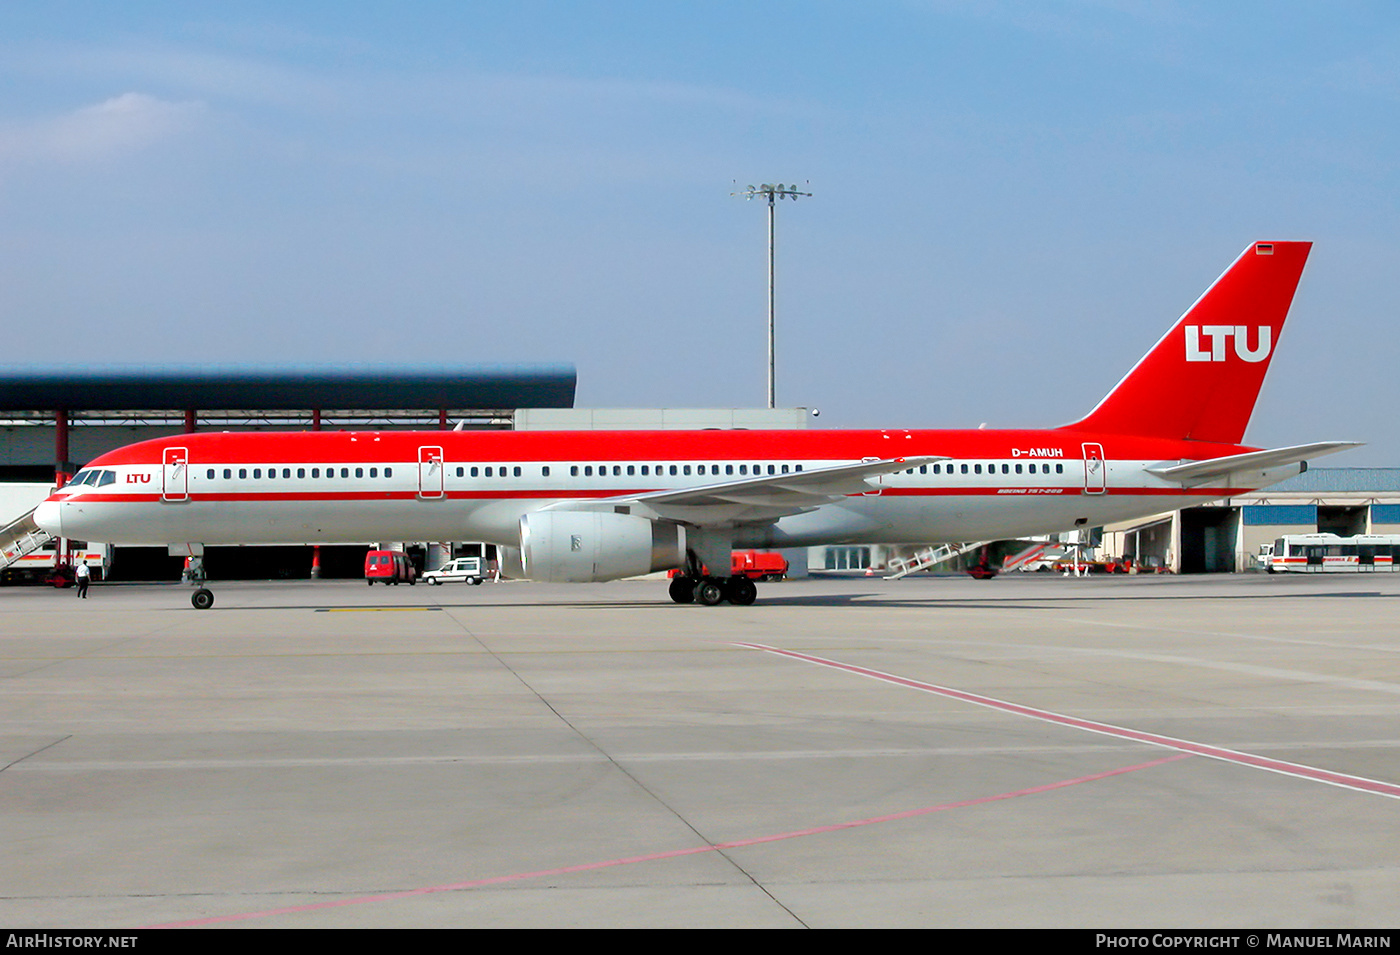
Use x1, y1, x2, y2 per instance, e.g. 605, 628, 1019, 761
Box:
96, 470, 116, 486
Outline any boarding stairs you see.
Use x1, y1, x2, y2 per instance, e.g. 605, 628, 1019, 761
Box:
1000, 537, 1073, 573
885, 541, 990, 579
1, 509, 53, 571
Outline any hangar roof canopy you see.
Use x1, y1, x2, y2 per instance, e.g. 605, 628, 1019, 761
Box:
0, 364, 577, 411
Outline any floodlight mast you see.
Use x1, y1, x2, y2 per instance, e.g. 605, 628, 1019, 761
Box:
733, 182, 811, 409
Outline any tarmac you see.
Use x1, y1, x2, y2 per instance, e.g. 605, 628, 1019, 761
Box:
2, 571, 1399, 929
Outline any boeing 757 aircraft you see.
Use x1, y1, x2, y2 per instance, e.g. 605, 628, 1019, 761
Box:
36, 241, 1358, 608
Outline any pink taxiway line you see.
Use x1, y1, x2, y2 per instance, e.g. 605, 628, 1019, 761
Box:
144, 754, 1186, 927
734, 642, 1400, 800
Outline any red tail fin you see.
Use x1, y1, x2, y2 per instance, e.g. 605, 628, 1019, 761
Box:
1061, 240, 1311, 444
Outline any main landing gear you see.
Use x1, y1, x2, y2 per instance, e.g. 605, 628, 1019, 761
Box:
668, 575, 758, 607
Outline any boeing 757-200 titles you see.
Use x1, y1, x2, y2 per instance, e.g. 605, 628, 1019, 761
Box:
35, 241, 1358, 608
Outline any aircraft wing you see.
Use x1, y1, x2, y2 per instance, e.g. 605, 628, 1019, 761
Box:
1146, 441, 1362, 486
541, 455, 948, 525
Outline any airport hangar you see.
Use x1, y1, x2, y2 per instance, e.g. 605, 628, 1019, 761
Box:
0, 364, 804, 581
0, 363, 1390, 580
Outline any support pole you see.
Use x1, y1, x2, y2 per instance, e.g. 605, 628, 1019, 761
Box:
732, 182, 811, 409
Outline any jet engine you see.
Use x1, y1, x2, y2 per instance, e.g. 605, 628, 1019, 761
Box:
520, 511, 686, 583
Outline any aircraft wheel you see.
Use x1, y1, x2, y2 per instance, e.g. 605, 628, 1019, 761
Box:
693, 578, 725, 606
668, 576, 694, 604
191, 588, 215, 610
725, 576, 757, 606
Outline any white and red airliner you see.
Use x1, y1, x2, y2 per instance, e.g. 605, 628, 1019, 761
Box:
35, 241, 1358, 608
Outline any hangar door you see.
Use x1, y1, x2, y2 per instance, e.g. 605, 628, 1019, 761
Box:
1179, 506, 1240, 573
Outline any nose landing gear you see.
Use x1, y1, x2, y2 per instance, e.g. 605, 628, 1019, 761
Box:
183, 554, 215, 609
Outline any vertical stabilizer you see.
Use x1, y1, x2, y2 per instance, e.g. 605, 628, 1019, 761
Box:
1061, 241, 1310, 444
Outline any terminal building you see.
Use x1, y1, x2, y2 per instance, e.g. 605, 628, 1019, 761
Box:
1102, 468, 1400, 574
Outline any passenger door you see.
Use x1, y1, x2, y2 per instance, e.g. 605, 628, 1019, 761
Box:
1081, 443, 1106, 495
418, 446, 444, 500
162, 447, 189, 502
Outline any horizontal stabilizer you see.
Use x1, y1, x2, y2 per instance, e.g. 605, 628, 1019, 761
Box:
1146, 442, 1362, 485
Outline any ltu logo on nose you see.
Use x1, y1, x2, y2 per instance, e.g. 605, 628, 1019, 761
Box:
1185, 325, 1271, 362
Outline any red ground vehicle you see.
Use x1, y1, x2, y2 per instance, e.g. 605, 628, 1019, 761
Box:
365, 550, 416, 585
668, 550, 788, 582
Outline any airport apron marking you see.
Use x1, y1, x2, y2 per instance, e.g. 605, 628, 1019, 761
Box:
140, 753, 1184, 927
736, 643, 1400, 801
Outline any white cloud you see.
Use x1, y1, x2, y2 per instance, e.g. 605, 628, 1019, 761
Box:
0, 93, 205, 164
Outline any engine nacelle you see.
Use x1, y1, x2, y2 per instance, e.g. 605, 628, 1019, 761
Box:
520, 511, 686, 583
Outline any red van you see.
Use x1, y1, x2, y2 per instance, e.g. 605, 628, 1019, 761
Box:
365, 550, 416, 586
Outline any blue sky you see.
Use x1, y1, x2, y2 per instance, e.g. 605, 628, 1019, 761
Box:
1, 2, 1396, 462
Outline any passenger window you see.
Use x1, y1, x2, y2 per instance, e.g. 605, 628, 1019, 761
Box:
253, 469, 261, 479
225, 469, 233, 479
341, 468, 349, 478
206, 469, 215, 480
542, 466, 550, 477
571, 466, 579, 476
239, 469, 248, 479
356, 467, 364, 478
514, 467, 522, 477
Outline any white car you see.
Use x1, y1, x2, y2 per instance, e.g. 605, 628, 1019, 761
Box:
421, 557, 485, 585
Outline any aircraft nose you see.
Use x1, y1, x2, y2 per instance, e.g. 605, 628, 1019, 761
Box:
33, 500, 62, 537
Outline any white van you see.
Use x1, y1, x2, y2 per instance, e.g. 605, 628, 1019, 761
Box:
421, 557, 485, 585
